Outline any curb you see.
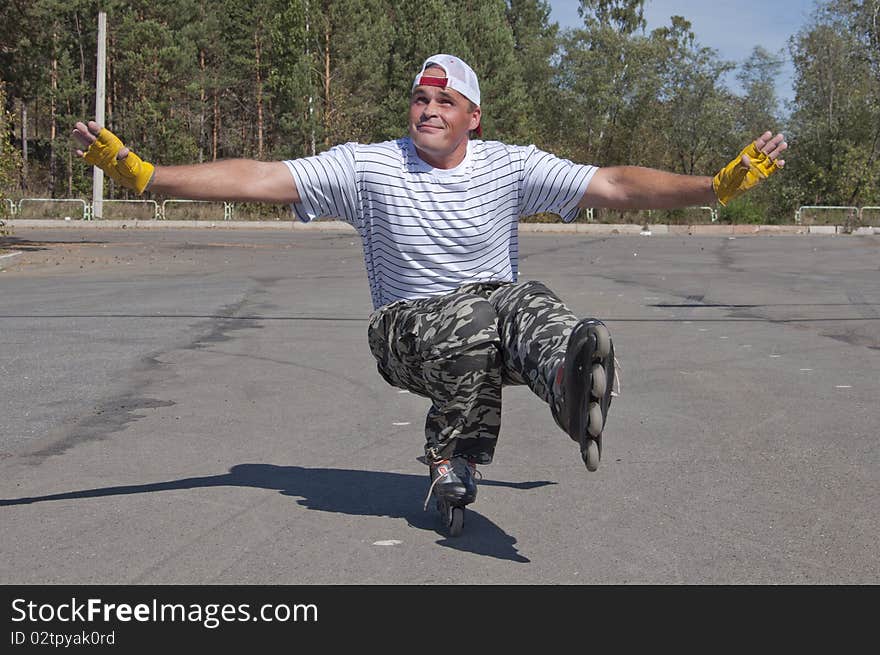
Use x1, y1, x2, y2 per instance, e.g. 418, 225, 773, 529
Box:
6, 219, 879, 235
0, 250, 22, 270
6, 219, 353, 231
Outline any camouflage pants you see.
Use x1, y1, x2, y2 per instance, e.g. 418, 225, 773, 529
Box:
367, 280, 581, 464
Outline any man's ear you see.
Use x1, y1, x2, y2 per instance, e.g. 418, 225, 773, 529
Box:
470, 106, 482, 131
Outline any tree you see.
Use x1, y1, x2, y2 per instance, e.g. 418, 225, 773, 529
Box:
578, 0, 645, 35
737, 46, 783, 139
506, 0, 560, 146
554, 13, 647, 163
654, 17, 738, 175
265, 0, 315, 158
0, 79, 23, 223
787, 5, 880, 207
318, 0, 395, 146
451, 0, 530, 142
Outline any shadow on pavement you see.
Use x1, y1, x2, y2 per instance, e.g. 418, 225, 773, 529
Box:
0, 237, 107, 251
1, 463, 557, 563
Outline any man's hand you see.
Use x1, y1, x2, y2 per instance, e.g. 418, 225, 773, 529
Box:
713, 131, 787, 206
72, 121, 155, 194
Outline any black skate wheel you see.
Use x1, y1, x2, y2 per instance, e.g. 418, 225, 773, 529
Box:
583, 438, 600, 471
449, 506, 464, 537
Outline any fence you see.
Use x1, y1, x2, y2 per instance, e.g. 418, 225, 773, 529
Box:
794, 206, 859, 226
95, 199, 160, 220
5, 197, 880, 227
17, 198, 89, 221
224, 202, 291, 221
587, 206, 717, 225
160, 199, 234, 220
860, 207, 880, 226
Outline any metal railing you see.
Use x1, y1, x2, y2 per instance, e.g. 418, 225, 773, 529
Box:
5, 197, 878, 227
160, 199, 234, 221
96, 199, 160, 220
700, 206, 719, 223
634, 206, 717, 224
860, 207, 880, 225
17, 198, 89, 221
795, 205, 859, 225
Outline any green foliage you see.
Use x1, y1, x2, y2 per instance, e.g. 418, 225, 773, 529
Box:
578, 0, 646, 35
0, 0, 877, 221
506, 0, 558, 145
737, 46, 783, 137
786, 5, 880, 207
717, 195, 766, 224
0, 80, 23, 214
0, 82, 20, 236
453, 1, 530, 142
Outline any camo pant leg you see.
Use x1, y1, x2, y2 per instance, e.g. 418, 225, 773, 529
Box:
367, 286, 503, 464
488, 280, 579, 408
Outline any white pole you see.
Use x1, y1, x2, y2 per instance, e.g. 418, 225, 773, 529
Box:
92, 11, 106, 220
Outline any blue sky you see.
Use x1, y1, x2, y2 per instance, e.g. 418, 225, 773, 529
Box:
546, 0, 820, 107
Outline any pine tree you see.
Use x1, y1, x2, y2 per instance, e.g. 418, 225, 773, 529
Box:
0, 79, 23, 226
506, 0, 560, 146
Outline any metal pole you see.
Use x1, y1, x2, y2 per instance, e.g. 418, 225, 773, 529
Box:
92, 11, 106, 219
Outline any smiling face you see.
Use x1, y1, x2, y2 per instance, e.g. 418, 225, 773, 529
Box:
408, 66, 481, 169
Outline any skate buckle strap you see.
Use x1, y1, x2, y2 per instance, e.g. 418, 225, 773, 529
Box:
612, 356, 622, 397
422, 459, 480, 511
423, 460, 450, 511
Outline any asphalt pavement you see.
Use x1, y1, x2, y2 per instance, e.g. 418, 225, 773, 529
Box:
1, 226, 877, 584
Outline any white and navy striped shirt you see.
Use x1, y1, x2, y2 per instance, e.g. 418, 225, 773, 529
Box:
284, 138, 597, 309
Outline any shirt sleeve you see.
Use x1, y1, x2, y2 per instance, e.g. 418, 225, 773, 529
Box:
517, 145, 598, 223
283, 143, 359, 225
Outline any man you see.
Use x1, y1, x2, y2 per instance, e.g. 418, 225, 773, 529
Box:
74, 54, 787, 535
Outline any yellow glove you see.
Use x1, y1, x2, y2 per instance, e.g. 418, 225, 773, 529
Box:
83, 128, 155, 194
713, 142, 779, 206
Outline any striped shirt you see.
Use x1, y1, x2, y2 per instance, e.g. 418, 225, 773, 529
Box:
284, 137, 597, 309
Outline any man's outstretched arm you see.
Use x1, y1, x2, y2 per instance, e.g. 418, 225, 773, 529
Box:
579, 131, 787, 210
72, 121, 299, 204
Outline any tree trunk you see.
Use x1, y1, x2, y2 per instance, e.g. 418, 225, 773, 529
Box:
67, 99, 73, 196
213, 89, 220, 161
198, 0, 206, 163
50, 28, 58, 197
324, 17, 331, 146
305, 0, 316, 155
255, 25, 264, 159
199, 49, 206, 163
75, 10, 87, 118
20, 102, 28, 190
108, 30, 115, 129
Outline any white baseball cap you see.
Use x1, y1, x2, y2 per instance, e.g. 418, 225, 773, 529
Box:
412, 54, 482, 135
412, 54, 481, 106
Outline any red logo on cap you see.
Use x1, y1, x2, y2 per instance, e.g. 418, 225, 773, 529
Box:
416, 75, 448, 89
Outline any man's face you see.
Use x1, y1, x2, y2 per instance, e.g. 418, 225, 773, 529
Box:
408, 66, 481, 167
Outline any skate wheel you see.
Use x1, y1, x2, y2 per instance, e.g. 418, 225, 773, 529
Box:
591, 363, 607, 397
449, 506, 464, 537
583, 439, 600, 471
592, 324, 612, 359
587, 401, 604, 436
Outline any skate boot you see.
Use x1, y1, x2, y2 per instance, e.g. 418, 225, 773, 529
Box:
552, 318, 615, 472
424, 456, 478, 537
